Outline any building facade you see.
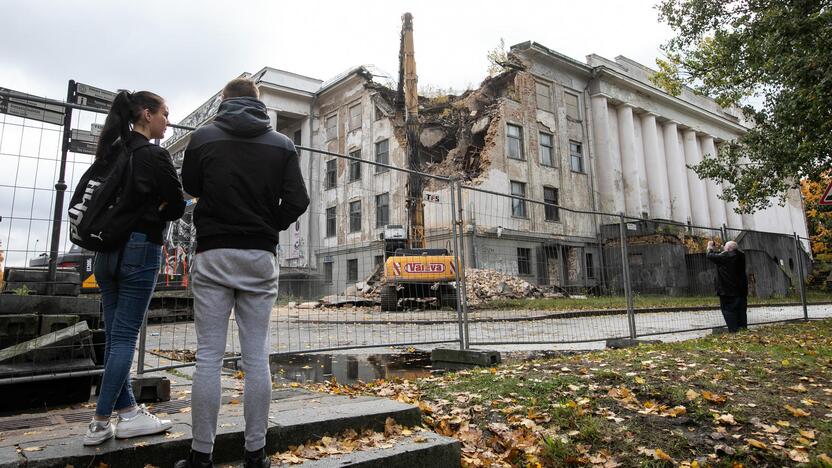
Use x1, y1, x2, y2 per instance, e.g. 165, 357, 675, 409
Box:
165, 41, 809, 298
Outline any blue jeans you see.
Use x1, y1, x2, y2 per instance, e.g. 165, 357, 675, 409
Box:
94, 232, 161, 417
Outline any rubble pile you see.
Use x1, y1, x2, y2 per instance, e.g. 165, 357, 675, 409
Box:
463, 268, 542, 306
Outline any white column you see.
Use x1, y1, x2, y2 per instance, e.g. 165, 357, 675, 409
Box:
683, 129, 712, 227
662, 122, 691, 223
787, 188, 808, 239
591, 96, 625, 214
632, 115, 650, 217
700, 135, 727, 229
723, 184, 744, 230
617, 104, 646, 217
738, 157, 757, 230
640, 113, 671, 219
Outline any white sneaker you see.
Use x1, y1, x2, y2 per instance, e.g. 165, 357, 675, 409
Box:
114, 404, 173, 439
83, 420, 114, 446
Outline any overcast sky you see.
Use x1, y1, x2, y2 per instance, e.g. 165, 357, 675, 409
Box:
1, 0, 673, 122
0, 0, 674, 265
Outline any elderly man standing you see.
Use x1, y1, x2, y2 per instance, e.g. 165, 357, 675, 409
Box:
706, 240, 748, 332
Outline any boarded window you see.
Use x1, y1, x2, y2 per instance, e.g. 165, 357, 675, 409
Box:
507, 124, 524, 160
544, 186, 559, 222
375, 193, 389, 227
325, 114, 337, 140
349, 103, 362, 131
565, 92, 580, 120
349, 150, 361, 182
325, 159, 337, 189
325, 206, 336, 237
517, 248, 531, 275
347, 259, 358, 282
375, 139, 389, 172
349, 200, 362, 232
570, 141, 584, 173
586, 253, 594, 278
535, 82, 552, 112
511, 181, 527, 218
539, 132, 554, 167
324, 261, 333, 283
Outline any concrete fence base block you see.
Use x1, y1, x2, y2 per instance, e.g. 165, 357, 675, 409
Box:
131, 376, 171, 402
605, 338, 662, 349
430, 348, 501, 367
711, 327, 730, 335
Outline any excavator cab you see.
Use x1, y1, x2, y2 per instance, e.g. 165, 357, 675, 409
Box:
379, 225, 458, 311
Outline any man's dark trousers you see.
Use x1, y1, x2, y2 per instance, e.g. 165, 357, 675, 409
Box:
719, 295, 747, 332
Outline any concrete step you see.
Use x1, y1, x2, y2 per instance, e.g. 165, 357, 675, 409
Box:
0, 388, 425, 468
225, 432, 460, 468
281, 431, 460, 468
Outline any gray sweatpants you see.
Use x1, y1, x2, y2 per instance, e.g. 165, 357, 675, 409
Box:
190, 248, 278, 454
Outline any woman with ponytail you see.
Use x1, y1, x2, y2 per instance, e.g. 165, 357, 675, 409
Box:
84, 90, 185, 446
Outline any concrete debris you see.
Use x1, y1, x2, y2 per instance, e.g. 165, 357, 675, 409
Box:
366, 58, 526, 188
463, 268, 542, 306
316, 265, 555, 309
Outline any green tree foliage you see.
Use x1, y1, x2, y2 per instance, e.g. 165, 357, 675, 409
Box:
652, 0, 832, 213
801, 174, 832, 261
486, 38, 508, 77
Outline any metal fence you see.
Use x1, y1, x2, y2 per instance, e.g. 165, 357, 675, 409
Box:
0, 86, 827, 385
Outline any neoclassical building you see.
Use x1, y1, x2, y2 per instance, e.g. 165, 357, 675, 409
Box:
165, 41, 809, 297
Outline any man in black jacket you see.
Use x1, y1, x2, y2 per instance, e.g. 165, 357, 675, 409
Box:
706, 240, 748, 333
176, 78, 309, 468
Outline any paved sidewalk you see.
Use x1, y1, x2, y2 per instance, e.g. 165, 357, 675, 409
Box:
0, 388, 422, 468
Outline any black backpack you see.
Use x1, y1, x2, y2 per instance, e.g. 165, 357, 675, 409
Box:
67, 138, 151, 251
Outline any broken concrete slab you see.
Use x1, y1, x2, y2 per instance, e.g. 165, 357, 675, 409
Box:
419, 127, 446, 148
471, 116, 490, 134
0, 321, 91, 364
431, 348, 501, 367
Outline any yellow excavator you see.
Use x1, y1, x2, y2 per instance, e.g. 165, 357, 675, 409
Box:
379, 13, 458, 312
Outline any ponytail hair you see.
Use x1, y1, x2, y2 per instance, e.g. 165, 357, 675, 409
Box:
95, 90, 164, 161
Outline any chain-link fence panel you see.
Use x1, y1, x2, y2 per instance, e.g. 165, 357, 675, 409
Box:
457, 185, 633, 346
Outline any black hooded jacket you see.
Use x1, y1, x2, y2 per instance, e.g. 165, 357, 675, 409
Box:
127, 132, 186, 244
181, 97, 310, 254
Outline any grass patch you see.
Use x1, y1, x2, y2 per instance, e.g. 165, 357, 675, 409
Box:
306, 319, 832, 466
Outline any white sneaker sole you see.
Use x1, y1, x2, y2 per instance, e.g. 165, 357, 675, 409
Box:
115, 421, 173, 439
83, 432, 113, 446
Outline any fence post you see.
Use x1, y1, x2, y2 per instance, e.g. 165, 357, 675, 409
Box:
137, 315, 148, 374
793, 232, 809, 321
449, 179, 466, 350
46, 79, 76, 295
455, 182, 471, 349
619, 214, 636, 339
